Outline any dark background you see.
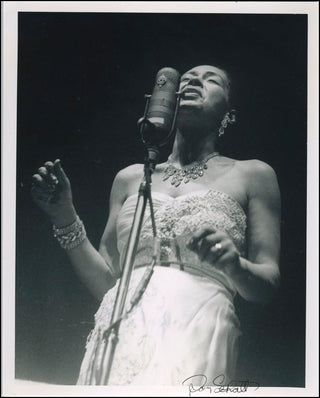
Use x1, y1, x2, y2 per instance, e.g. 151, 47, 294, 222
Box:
16, 12, 307, 386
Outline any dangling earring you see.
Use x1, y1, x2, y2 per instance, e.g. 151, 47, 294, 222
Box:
218, 109, 237, 137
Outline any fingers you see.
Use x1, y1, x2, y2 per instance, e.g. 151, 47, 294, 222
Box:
213, 249, 240, 275
44, 161, 54, 172
38, 167, 57, 190
187, 227, 239, 270
44, 161, 58, 183
31, 159, 63, 198
32, 173, 46, 189
37, 166, 49, 180
197, 232, 225, 262
187, 226, 216, 249
203, 240, 227, 265
32, 159, 67, 185
187, 227, 222, 251
32, 160, 57, 183
32, 172, 57, 192
193, 231, 227, 262
53, 159, 69, 187
206, 240, 235, 268
31, 159, 73, 212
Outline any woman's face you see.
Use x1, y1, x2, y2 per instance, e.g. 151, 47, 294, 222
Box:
178, 65, 230, 123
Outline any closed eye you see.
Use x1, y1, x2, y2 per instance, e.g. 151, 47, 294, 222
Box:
207, 79, 220, 85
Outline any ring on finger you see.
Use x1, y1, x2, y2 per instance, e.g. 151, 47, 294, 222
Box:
214, 242, 224, 257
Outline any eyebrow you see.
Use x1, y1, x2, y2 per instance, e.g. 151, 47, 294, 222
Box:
204, 71, 222, 79
182, 70, 226, 84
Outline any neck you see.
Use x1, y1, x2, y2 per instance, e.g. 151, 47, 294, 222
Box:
170, 128, 218, 166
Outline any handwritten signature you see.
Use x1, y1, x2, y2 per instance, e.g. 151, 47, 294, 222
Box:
182, 374, 260, 396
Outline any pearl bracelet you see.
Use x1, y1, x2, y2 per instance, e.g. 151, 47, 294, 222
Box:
53, 215, 86, 250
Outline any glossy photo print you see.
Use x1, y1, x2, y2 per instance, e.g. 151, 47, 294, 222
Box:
2, 2, 318, 397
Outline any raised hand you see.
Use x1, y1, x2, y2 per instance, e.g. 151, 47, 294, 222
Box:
31, 159, 77, 226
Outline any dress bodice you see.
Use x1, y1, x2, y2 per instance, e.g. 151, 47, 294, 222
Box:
116, 189, 247, 294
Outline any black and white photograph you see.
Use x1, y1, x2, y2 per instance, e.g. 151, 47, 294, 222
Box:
2, 2, 319, 396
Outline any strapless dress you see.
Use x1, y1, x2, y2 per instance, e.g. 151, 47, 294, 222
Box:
77, 189, 247, 386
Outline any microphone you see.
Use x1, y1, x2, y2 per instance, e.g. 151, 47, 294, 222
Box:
139, 67, 180, 167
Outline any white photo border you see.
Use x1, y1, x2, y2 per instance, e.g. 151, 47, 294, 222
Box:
2, 2, 319, 396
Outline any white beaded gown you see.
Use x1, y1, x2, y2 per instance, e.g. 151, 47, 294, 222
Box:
77, 189, 247, 386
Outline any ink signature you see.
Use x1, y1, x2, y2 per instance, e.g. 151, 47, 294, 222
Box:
182, 374, 260, 396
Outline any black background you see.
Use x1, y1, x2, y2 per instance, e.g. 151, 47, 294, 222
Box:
16, 12, 307, 386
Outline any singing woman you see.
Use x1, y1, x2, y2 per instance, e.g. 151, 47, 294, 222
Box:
31, 65, 281, 385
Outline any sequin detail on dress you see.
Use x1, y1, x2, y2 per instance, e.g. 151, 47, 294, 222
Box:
140, 189, 246, 259
77, 189, 245, 385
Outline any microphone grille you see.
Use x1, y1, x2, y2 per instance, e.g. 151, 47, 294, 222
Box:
155, 67, 180, 88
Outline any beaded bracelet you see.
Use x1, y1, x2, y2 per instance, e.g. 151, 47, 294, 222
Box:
53, 215, 87, 250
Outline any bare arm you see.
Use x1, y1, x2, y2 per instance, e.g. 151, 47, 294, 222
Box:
98, 169, 130, 280
31, 160, 129, 301
232, 160, 281, 304
188, 160, 281, 305
65, 169, 130, 300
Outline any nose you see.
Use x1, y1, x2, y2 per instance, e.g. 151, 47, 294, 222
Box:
188, 75, 202, 86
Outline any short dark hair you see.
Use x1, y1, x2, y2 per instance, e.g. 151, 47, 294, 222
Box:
215, 65, 232, 106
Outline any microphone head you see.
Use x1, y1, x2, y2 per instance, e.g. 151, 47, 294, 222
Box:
154, 67, 180, 88
140, 67, 180, 147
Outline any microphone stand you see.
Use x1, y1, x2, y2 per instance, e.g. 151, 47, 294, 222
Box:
95, 91, 181, 385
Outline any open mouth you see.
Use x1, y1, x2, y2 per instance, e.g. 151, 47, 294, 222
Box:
181, 87, 202, 99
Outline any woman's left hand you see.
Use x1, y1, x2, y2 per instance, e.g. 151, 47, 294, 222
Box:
187, 226, 241, 277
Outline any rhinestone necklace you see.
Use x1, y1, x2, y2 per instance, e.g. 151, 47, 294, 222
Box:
162, 151, 220, 187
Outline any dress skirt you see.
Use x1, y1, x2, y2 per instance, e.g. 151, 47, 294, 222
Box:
77, 265, 241, 386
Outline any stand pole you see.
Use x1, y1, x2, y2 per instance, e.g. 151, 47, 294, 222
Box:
96, 88, 181, 385
98, 179, 150, 385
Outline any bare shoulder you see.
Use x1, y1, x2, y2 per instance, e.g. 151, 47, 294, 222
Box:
236, 158, 278, 180
217, 156, 278, 182
111, 163, 144, 203
235, 158, 280, 203
114, 163, 144, 183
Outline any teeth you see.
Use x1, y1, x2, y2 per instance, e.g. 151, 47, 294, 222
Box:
185, 89, 199, 94
183, 90, 200, 98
